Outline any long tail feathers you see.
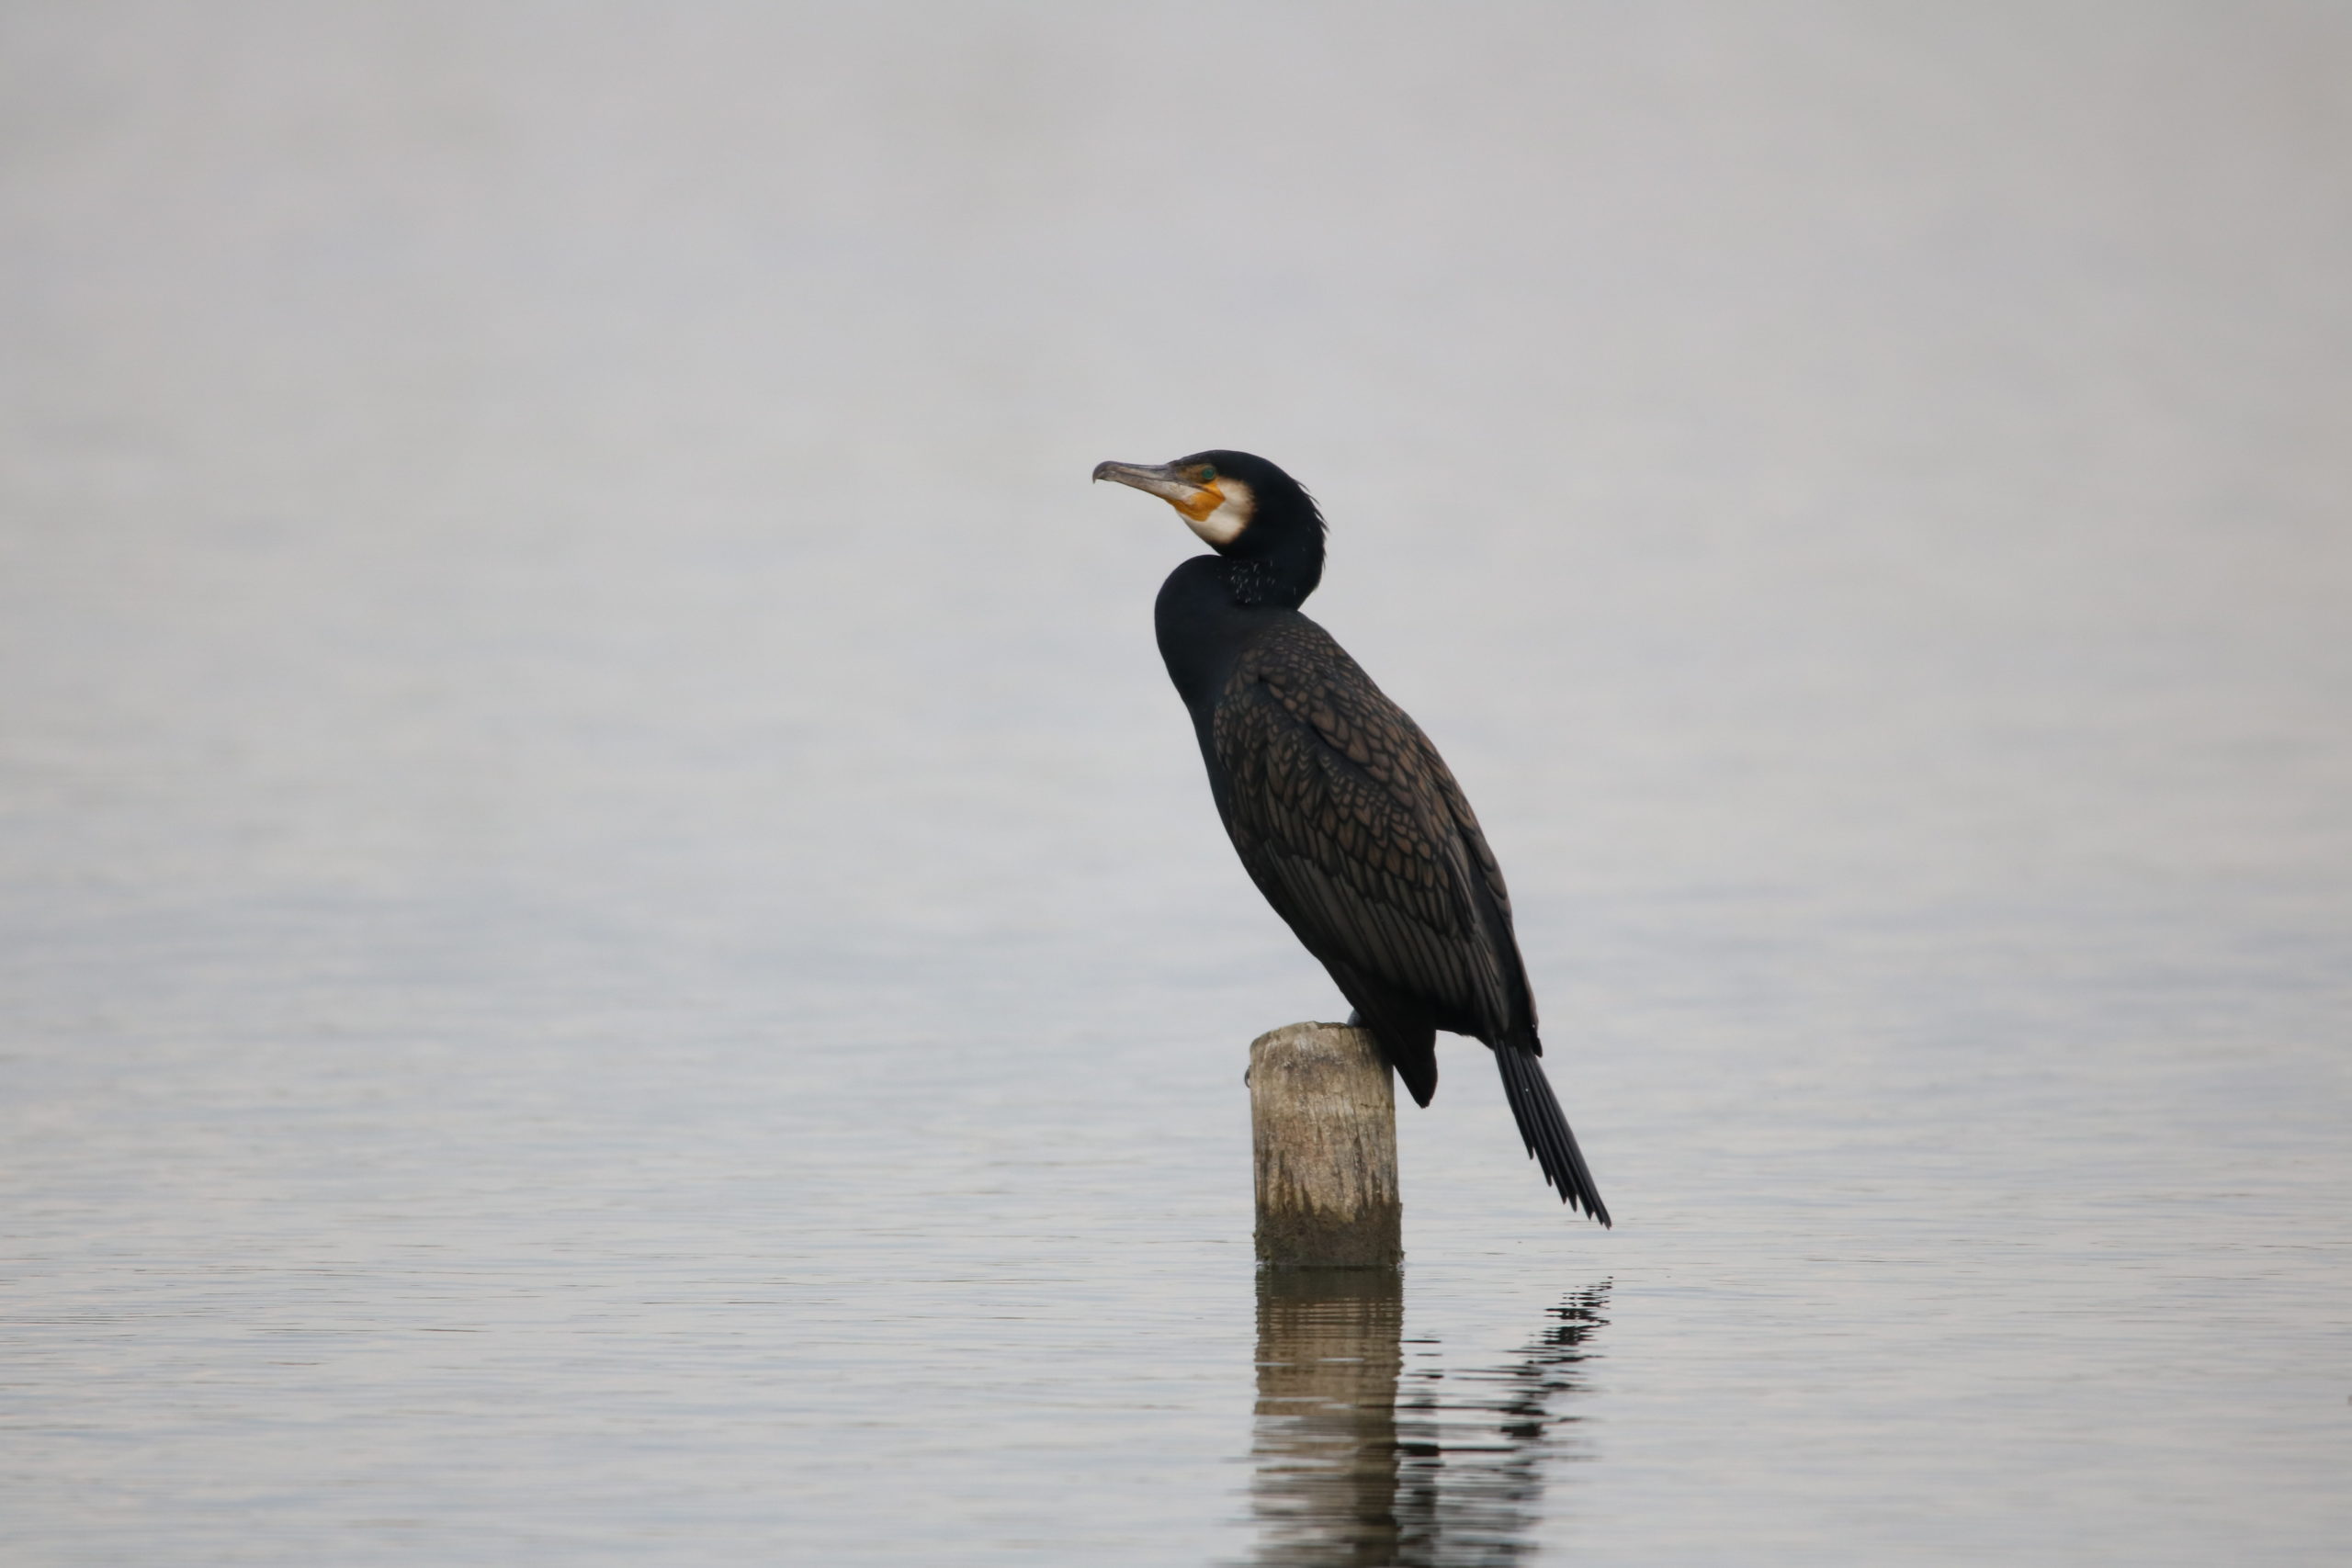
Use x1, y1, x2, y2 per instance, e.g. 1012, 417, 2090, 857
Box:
1495, 1045, 1611, 1228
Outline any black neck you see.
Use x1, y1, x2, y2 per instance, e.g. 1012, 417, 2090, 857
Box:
1222, 519, 1323, 608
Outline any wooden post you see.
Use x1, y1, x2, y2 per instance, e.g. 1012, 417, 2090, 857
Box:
1249, 1021, 1402, 1269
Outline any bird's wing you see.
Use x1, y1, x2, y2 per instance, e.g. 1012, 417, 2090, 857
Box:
1211, 619, 1520, 1037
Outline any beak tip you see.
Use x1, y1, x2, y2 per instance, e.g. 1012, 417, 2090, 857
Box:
1092, 458, 1187, 502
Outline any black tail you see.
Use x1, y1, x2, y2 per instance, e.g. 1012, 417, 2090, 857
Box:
1495, 1044, 1611, 1227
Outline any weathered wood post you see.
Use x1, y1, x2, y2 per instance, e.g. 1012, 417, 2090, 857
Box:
1248, 1021, 1403, 1269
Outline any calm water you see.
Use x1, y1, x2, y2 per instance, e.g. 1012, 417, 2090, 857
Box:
4, 4, 2348, 1562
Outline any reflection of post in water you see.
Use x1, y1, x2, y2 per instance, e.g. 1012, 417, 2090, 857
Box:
1250, 1276, 1611, 1568
1251, 1269, 1407, 1567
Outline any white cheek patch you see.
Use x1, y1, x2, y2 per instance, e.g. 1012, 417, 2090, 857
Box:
1182, 478, 1255, 547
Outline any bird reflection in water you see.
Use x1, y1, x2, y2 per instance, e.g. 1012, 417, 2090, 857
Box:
1248, 1272, 1610, 1566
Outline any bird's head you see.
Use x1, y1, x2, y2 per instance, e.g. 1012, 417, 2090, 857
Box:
1091, 449, 1325, 604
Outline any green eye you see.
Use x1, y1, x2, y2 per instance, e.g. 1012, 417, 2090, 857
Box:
1198, 465, 1217, 482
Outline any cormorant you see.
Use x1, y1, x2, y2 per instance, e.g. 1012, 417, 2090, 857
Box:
1093, 450, 1610, 1226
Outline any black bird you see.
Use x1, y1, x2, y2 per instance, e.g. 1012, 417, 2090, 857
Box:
1093, 450, 1610, 1226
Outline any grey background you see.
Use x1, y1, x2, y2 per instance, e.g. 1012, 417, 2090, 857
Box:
4, 3, 2347, 1562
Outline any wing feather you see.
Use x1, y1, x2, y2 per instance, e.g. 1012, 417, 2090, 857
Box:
1211, 618, 1524, 1043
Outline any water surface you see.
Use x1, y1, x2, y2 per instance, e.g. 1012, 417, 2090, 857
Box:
3, 4, 2348, 1562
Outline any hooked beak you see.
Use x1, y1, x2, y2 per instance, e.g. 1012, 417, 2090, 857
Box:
1091, 459, 1221, 524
